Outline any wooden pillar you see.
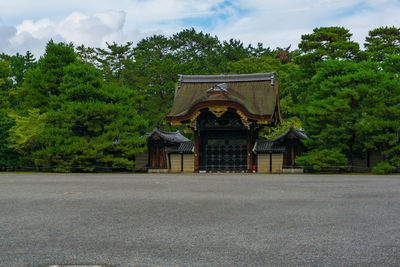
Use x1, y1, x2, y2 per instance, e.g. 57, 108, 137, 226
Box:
247, 130, 252, 171
168, 153, 171, 171
291, 146, 295, 167
181, 153, 184, 172
270, 153, 272, 173
194, 130, 199, 171
147, 144, 151, 169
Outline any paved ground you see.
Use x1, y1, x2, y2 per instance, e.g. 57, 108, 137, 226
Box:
0, 173, 399, 266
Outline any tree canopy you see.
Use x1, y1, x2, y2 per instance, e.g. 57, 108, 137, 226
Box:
365, 26, 400, 61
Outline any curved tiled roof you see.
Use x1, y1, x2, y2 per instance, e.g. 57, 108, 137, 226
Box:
270, 125, 307, 142
146, 127, 190, 143
253, 125, 307, 153
166, 73, 281, 123
165, 141, 194, 154
253, 140, 286, 153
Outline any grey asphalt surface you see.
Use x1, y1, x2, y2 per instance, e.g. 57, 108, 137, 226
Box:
0, 173, 399, 266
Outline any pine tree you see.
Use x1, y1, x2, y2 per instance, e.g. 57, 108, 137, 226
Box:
32, 63, 147, 172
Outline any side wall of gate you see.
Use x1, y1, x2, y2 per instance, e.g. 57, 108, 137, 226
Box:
257, 153, 284, 173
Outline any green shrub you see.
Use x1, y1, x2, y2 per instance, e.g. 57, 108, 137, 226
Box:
372, 161, 397, 174
296, 148, 348, 173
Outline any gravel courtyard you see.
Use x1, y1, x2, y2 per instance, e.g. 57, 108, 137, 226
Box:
0, 173, 399, 266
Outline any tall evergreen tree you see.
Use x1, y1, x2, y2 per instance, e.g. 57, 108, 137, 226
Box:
296, 60, 400, 172
298, 26, 360, 63
365, 26, 400, 62
292, 27, 361, 105
96, 42, 134, 82
0, 117, 19, 169
32, 63, 147, 172
0, 59, 19, 168
0, 59, 13, 113
15, 40, 76, 113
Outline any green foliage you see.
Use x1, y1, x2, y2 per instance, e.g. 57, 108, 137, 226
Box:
296, 148, 348, 172
16, 40, 76, 113
365, 26, 400, 62
298, 26, 360, 62
296, 27, 360, 78
276, 63, 300, 117
371, 161, 398, 175
220, 39, 253, 62
8, 109, 46, 156
0, 117, 19, 168
0, 59, 21, 167
376, 54, 400, 168
296, 59, 400, 171
0, 51, 36, 88
76, 44, 98, 65
31, 63, 148, 172
171, 28, 220, 65
131, 34, 178, 128
96, 41, 134, 81
227, 55, 281, 74
262, 117, 302, 139
0, 59, 13, 114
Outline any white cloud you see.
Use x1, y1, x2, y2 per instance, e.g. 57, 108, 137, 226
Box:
15, 19, 56, 40
58, 11, 126, 46
0, 0, 400, 57
1, 10, 132, 57
0, 0, 226, 56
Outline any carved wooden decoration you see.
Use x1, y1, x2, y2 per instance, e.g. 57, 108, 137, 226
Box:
209, 107, 228, 118
236, 110, 251, 127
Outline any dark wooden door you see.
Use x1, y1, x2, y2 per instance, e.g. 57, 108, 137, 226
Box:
201, 131, 247, 171
283, 141, 303, 168
149, 143, 167, 168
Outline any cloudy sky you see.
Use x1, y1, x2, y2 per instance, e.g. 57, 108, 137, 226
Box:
1, 0, 400, 57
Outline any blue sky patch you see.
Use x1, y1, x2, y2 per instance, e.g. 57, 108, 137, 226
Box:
179, 0, 251, 30
335, 1, 372, 19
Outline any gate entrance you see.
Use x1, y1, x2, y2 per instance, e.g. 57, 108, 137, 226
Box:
201, 131, 247, 171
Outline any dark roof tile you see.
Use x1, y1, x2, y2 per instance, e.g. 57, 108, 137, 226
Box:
146, 127, 190, 143
270, 125, 307, 142
253, 140, 286, 153
165, 141, 194, 153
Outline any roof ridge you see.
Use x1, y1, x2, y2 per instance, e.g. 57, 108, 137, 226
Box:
178, 73, 276, 84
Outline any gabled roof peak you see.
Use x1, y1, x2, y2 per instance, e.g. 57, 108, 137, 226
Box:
270, 125, 307, 142
206, 83, 229, 98
207, 83, 228, 93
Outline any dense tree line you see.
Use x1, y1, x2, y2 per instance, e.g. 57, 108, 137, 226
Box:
0, 26, 399, 173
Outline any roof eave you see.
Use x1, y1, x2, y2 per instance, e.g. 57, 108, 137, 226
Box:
166, 100, 275, 123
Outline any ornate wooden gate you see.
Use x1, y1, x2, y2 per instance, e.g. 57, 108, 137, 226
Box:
201, 130, 247, 171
